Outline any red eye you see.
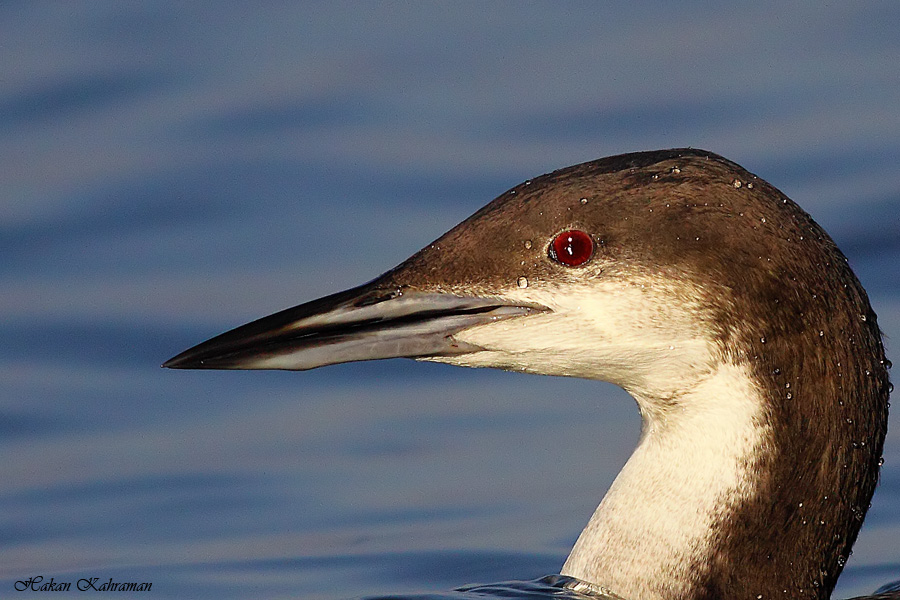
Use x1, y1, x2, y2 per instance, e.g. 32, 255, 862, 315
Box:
549, 230, 594, 267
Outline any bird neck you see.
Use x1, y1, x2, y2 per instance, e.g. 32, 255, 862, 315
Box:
562, 361, 766, 599
561, 349, 887, 600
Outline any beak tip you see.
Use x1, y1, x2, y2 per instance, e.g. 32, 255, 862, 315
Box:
162, 353, 195, 369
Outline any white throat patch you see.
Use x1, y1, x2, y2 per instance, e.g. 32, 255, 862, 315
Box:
562, 361, 767, 599
424, 276, 769, 598
427, 276, 719, 400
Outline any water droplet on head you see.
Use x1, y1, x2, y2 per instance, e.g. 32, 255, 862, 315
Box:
580, 197, 588, 204
524, 240, 533, 250
760, 217, 767, 223
517, 276, 528, 289
786, 392, 793, 399
671, 166, 681, 174
819, 330, 824, 337
760, 337, 767, 344
732, 179, 742, 188
747, 182, 754, 189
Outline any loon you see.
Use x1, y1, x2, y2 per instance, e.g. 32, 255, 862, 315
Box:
165, 149, 894, 600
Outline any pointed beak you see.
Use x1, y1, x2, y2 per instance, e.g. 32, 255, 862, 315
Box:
163, 282, 547, 371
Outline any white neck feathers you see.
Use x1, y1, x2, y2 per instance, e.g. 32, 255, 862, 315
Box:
428, 277, 773, 598
562, 362, 768, 600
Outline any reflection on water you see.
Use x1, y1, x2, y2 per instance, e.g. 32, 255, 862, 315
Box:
1, 3, 899, 599
366, 575, 619, 600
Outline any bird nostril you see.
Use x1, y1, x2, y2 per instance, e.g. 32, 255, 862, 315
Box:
549, 230, 594, 267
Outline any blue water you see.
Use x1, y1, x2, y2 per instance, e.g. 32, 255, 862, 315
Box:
2, 3, 899, 599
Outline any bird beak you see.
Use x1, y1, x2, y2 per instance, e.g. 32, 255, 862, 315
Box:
163, 281, 547, 370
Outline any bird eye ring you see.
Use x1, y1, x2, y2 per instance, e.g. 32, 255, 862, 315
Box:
549, 230, 594, 267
